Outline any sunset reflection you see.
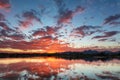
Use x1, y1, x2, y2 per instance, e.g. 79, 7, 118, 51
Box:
0, 57, 120, 80
0, 0, 120, 80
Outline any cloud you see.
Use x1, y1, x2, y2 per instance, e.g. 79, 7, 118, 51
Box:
103, 14, 120, 25
46, 26, 57, 35
0, 29, 25, 41
71, 25, 100, 38
0, 22, 69, 52
58, 6, 85, 24
22, 10, 41, 23
32, 26, 60, 37
0, 35, 70, 53
96, 72, 119, 80
19, 20, 33, 29
0, 22, 26, 41
0, 18, 69, 52
98, 39, 108, 41
0, 22, 11, 30
32, 28, 46, 37
54, 0, 84, 24
7, 33, 25, 40
0, 13, 6, 21
105, 31, 119, 36
109, 22, 120, 26
0, 0, 10, 11
92, 31, 119, 39
18, 10, 42, 29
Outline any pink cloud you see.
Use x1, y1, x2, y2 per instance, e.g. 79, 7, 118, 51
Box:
0, 0, 11, 11
18, 10, 42, 29
58, 6, 85, 24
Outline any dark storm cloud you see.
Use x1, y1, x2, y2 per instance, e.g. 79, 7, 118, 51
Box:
103, 14, 120, 25
0, 0, 10, 10
92, 31, 119, 39
71, 25, 101, 37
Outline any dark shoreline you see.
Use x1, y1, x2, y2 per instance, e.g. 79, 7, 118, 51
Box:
0, 51, 120, 61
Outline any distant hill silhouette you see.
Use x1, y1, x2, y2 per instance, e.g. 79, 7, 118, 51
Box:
0, 50, 120, 61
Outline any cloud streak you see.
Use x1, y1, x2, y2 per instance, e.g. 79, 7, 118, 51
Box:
103, 14, 120, 25
92, 31, 119, 39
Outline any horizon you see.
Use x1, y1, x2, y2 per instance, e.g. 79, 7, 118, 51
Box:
0, 49, 120, 54
0, 0, 120, 53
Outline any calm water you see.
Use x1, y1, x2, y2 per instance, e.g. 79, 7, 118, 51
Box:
0, 57, 120, 80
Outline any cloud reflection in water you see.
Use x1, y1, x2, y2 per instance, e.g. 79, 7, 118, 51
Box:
0, 57, 120, 80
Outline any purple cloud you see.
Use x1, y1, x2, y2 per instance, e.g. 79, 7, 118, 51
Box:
32, 26, 60, 37
0, 13, 6, 21
92, 31, 119, 39
103, 14, 120, 25
58, 6, 85, 24
0, 0, 11, 11
54, 0, 84, 24
71, 25, 100, 38
18, 10, 42, 29
0, 22, 10, 30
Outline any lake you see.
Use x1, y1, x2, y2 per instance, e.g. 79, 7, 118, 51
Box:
0, 57, 120, 80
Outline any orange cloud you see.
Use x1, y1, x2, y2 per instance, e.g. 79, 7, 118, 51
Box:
0, 36, 70, 53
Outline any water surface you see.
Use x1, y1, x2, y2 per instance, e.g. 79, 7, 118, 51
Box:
0, 57, 120, 80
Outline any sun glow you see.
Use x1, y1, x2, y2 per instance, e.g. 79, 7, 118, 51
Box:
0, 48, 45, 53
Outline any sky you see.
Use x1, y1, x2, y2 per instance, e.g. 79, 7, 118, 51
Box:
0, 0, 120, 53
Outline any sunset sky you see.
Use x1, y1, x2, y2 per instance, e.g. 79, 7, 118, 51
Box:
0, 0, 120, 53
